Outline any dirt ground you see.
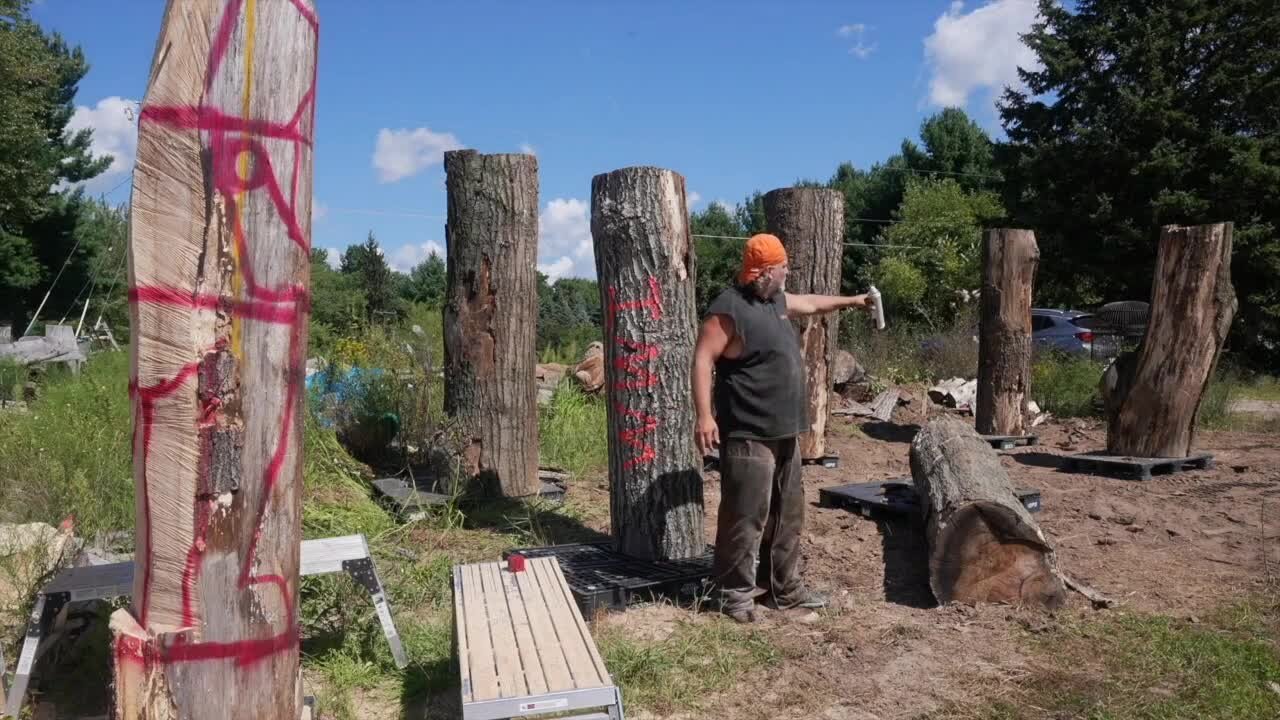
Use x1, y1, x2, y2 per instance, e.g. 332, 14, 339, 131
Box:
592, 396, 1280, 719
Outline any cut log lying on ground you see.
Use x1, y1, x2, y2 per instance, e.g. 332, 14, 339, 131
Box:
1103, 222, 1236, 458
909, 416, 1066, 608
832, 400, 876, 418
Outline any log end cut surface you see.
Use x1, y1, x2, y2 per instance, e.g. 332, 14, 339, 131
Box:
910, 416, 1065, 609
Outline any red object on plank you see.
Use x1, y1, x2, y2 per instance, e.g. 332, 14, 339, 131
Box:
508, 553, 526, 573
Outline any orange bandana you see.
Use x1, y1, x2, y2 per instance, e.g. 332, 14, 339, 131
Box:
738, 233, 788, 285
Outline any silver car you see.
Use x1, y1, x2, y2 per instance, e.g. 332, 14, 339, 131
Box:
1032, 308, 1121, 359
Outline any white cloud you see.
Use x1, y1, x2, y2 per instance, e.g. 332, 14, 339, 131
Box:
687, 190, 702, 208
519, 142, 537, 155
373, 127, 463, 183
537, 257, 575, 282
837, 22, 876, 59
923, 0, 1041, 107
65, 96, 140, 193
313, 200, 328, 222
324, 249, 342, 270
389, 240, 446, 272
538, 198, 594, 280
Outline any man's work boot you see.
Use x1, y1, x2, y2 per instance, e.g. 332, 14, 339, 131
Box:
765, 587, 830, 611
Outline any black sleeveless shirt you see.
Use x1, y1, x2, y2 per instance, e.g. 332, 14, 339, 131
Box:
706, 286, 809, 440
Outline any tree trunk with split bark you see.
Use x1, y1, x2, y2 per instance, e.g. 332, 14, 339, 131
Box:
591, 166, 705, 560
113, 1, 318, 718
976, 229, 1039, 437
443, 150, 540, 497
1104, 223, 1236, 458
763, 187, 844, 459
909, 416, 1065, 608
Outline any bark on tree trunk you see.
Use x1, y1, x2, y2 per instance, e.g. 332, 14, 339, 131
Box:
976, 229, 1039, 437
591, 166, 705, 560
763, 188, 844, 459
909, 417, 1065, 608
443, 150, 540, 497
1105, 223, 1237, 457
113, 1, 318, 718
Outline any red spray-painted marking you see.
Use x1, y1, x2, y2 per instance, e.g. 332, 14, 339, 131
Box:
129, 285, 307, 325
126, 0, 317, 666
607, 277, 664, 469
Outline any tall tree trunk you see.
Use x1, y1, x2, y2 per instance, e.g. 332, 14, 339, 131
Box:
113, 1, 318, 718
976, 229, 1039, 437
910, 417, 1065, 608
590, 166, 705, 560
763, 188, 844, 459
443, 150, 540, 497
1105, 223, 1236, 457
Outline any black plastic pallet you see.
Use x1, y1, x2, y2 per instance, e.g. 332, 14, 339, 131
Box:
981, 434, 1038, 450
802, 454, 840, 468
502, 542, 714, 615
1060, 452, 1214, 481
818, 479, 1042, 517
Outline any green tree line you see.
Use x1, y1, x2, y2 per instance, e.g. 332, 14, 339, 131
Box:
3, 0, 1277, 367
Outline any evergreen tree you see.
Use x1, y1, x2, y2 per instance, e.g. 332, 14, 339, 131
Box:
999, 0, 1280, 366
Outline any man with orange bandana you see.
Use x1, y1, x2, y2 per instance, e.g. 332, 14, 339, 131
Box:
693, 233, 874, 623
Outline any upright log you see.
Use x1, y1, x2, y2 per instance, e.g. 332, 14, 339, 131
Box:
1106, 223, 1236, 457
763, 188, 844, 459
591, 166, 705, 560
976, 229, 1039, 436
910, 417, 1066, 608
443, 150, 540, 497
113, 1, 318, 718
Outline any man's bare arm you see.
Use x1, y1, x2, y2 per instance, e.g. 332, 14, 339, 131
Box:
784, 293, 870, 318
692, 314, 732, 453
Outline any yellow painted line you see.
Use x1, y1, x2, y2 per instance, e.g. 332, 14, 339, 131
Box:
230, 0, 257, 359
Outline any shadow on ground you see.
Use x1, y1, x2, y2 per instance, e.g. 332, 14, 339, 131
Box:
1010, 452, 1068, 470
860, 422, 922, 444
875, 515, 936, 609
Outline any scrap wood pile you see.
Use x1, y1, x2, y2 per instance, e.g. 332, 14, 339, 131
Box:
535, 341, 604, 404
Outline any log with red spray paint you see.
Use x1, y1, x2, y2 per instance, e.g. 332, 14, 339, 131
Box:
113, 1, 317, 717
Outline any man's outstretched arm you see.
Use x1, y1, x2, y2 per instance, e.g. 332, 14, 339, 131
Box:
785, 292, 871, 318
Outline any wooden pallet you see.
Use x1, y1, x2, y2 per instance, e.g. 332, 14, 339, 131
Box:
819, 479, 1042, 517
980, 434, 1038, 450
454, 557, 624, 720
1061, 452, 1214, 481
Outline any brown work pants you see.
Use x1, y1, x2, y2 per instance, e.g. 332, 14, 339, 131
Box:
710, 436, 805, 612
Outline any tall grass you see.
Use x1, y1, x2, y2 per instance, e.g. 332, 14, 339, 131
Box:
1032, 352, 1105, 418
0, 351, 133, 538
538, 382, 609, 477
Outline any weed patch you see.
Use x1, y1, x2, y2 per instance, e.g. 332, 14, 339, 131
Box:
538, 382, 608, 479
597, 618, 780, 714
1031, 353, 1104, 417
931, 597, 1280, 720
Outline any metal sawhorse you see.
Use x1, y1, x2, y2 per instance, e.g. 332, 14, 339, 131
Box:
2, 534, 405, 718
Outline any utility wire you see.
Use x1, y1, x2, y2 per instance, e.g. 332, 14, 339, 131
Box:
691, 233, 928, 249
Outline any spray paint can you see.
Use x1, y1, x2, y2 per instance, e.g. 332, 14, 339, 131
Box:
867, 285, 886, 330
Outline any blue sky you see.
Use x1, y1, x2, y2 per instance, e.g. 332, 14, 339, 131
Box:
36, 0, 1042, 280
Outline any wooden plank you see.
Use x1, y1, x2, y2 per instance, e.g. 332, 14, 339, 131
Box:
530, 558, 605, 690
499, 562, 549, 696
462, 564, 500, 701
452, 567, 473, 704
480, 562, 526, 699
546, 558, 611, 684
512, 560, 574, 693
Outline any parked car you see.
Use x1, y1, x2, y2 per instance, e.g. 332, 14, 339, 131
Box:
1030, 308, 1120, 359
919, 308, 1121, 361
